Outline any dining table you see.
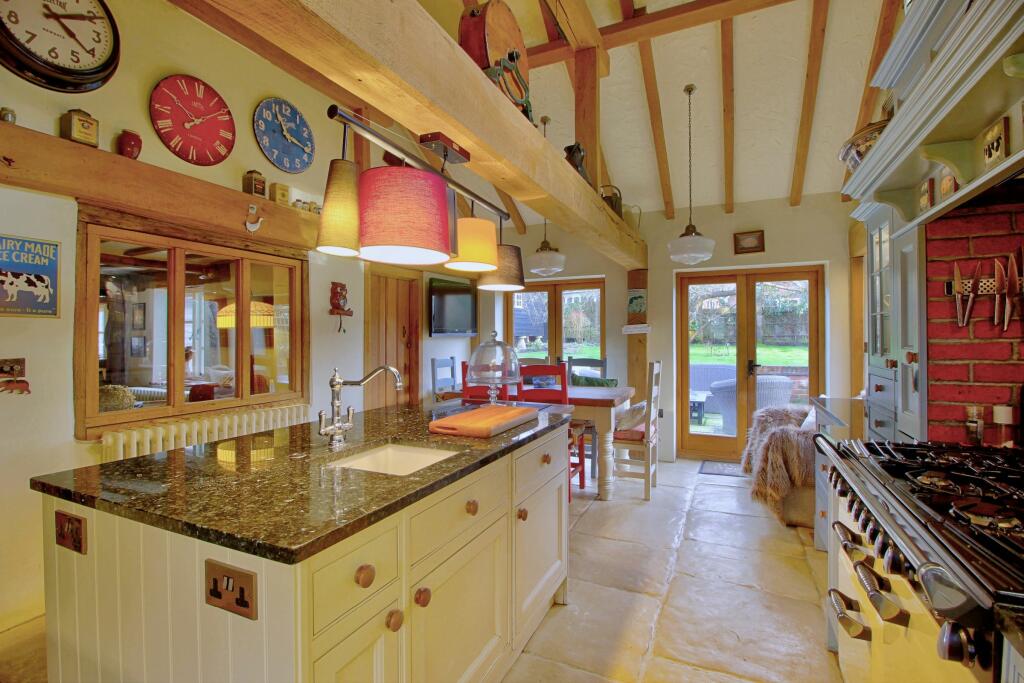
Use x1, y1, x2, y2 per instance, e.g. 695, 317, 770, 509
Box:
565, 385, 635, 501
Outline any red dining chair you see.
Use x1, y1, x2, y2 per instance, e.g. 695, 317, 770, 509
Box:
461, 361, 509, 402
517, 363, 586, 499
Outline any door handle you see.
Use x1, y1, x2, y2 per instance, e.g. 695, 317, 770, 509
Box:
747, 359, 761, 377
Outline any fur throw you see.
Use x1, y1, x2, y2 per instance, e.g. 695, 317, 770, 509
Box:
741, 406, 815, 523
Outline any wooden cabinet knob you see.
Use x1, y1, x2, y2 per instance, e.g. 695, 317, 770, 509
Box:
517, 508, 529, 521
541, 453, 552, 465
384, 609, 404, 632
905, 351, 919, 364
414, 587, 432, 607
465, 499, 479, 516
354, 564, 376, 589
874, 384, 884, 392
873, 420, 885, 429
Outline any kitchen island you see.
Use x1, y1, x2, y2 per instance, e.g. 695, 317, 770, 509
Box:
30, 402, 572, 683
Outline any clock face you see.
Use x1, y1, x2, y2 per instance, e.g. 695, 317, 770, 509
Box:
0, 0, 119, 92
253, 97, 315, 174
149, 74, 235, 167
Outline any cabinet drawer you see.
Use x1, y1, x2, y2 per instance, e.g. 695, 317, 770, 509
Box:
410, 463, 508, 564
312, 523, 400, 636
867, 373, 895, 410
866, 403, 896, 441
514, 430, 568, 502
513, 470, 567, 639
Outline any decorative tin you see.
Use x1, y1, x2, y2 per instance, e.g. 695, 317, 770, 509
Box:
59, 109, 99, 147
243, 170, 267, 198
270, 182, 290, 207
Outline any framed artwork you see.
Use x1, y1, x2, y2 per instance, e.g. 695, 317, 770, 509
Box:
0, 357, 29, 395
131, 303, 146, 330
0, 234, 60, 318
939, 168, 959, 201
130, 336, 146, 358
982, 116, 1009, 169
733, 230, 765, 255
918, 178, 935, 213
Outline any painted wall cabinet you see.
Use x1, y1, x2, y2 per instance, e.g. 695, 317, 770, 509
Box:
41, 427, 569, 683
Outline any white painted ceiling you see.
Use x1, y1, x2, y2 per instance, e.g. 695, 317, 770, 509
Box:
415, 0, 882, 219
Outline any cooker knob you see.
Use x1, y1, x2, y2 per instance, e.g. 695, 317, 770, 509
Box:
850, 499, 863, 518
857, 509, 873, 534
938, 621, 975, 667
836, 479, 850, 498
882, 544, 906, 576
865, 521, 881, 545
873, 531, 889, 558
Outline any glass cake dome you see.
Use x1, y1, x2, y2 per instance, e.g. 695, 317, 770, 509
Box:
467, 331, 521, 404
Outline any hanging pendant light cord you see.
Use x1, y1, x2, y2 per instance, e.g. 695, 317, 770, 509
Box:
686, 85, 693, 227
341, 123, 349, 161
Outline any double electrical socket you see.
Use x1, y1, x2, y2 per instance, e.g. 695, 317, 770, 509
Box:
204, 559, 258, 620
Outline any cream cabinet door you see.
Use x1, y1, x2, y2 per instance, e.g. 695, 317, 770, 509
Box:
513, 471, 567, 638
409, 517, 510, 683
313, 600, 402, 683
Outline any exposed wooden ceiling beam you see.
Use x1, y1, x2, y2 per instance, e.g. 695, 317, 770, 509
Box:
528, 0, 796, 66
721, 18, 735, 214
173, 0, 645, 268
495, 187, 528, 234
538, 0, 561, 42
540, 0, 610, 76
788, 0, 830, 207
842, 0, 899, 200
637, 33, 674, 219
574, 47, 602, 192
618, 0, 635, 20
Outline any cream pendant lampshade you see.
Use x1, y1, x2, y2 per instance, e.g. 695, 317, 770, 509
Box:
669, 83, 715, 266
526, 219, 566, 276
446, 216, 498, 272
478, 244, 525, 292
358, 166, 451, 265
317, 158, 361, 257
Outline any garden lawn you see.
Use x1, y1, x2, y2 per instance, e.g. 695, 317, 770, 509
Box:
689, 344, 808, 367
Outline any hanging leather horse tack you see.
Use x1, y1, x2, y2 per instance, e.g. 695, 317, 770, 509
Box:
459, 0, 534, 123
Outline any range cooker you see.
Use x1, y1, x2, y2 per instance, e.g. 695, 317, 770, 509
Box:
816, 436, 1024, 683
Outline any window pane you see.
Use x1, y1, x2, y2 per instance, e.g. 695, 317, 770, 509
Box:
687, 283, 737, 437
754, 280, 809, 407
185, 253, 238, 403
98, 240, 169, 412
561, 288, 601, 363
250, 262, 292, 394
511, 290, 549, 360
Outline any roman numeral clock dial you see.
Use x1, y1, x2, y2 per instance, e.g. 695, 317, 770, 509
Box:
0, 0, 120, 92
149, 74, 235, 167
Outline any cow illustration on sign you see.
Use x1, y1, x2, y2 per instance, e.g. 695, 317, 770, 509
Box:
0, 234, 60, 318
0, 357, 29, 395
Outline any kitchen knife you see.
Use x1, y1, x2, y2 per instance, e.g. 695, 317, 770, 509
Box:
963, 261, 982, 327
954, 262, 964, 327
1006, 253, 1019, 332
994, 259, 1006, 326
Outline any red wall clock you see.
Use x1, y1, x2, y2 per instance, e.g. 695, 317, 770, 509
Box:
149, 74, 235, 166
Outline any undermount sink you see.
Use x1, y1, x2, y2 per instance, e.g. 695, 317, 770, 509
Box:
328, 444, 460, 476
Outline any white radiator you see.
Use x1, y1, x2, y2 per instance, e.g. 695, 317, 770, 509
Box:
99, 403, 309, 461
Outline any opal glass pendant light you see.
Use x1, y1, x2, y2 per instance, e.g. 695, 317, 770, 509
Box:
317, 158, 361, 257
446, 216, 498, 272
358, 166, 451, 265
526, 218, 566, 276
668, 83, 715, 265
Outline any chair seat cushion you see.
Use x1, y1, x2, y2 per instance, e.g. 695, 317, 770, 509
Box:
613, 422, 646, 442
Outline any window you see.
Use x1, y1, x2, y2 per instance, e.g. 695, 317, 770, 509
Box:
504, 279, 604, 369
78, 223, 305, 437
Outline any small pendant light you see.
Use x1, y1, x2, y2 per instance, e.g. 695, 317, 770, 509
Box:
668, 84, 715, 265
446, 200, 498, 272
478, 218, 525, 292
317, 124, 360, 257
526, 116, 567, 276
358, 165, 451, 265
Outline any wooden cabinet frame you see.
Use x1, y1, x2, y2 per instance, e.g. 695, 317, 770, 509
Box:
502, 278, 606, 364
74, 221, 308, 439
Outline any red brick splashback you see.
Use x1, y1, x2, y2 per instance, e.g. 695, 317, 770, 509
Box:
925, 199, 1024, 442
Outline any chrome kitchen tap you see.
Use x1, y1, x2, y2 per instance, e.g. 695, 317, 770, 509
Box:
318, 366, 404, 447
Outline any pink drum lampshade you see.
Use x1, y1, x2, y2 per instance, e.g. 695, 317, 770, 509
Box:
358, 166, 451, 265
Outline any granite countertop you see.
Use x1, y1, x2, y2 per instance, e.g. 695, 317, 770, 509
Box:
31, 402, 571, 564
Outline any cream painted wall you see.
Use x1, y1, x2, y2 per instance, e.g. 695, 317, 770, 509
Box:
642, 192, 853, 461
0, 0, 373, 632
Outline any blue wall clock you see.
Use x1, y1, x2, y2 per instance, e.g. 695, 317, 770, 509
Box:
253, 97, 315, 174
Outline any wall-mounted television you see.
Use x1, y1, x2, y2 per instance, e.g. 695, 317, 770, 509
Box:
429, 278, 477, 337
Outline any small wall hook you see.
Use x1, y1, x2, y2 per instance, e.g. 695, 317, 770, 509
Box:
244, 204, 264, 233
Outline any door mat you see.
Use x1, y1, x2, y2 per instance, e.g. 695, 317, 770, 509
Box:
699, 460, 748, 477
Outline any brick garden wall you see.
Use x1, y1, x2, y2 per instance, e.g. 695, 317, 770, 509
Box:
925, 198, 1024, 442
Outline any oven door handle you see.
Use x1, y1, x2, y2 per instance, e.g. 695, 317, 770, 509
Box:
828, 589, 871, 641
832, 522, 868, 563
853, 560, 907, 624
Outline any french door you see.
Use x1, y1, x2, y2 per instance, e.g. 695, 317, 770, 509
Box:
504, 279, 605, 369
677, 266, 822, 460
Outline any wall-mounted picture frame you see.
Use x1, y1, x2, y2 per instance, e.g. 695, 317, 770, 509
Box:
939, 168, 959, 201
918, 177, 935, 213
131, 303, 146, 330
982, 116, 1009, 169
0, 234, 60, 319
130, 336, 146, 358
733, 230, 765, 255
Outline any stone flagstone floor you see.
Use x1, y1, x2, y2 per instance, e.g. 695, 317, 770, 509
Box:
502, 458, 840, 683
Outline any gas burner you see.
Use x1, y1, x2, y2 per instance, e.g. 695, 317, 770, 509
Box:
910, 469, 988, 497
951, 498, 1024, 533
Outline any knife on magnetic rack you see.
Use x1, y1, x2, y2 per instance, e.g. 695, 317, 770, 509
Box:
963, 261, 982, 327
954, 262, 964, 327
995, 259, 1006, 326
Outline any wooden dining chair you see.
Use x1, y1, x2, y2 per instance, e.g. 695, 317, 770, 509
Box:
517, 363, 586, 499
431, 356, 460, 400
566, 356, 607, 379
612, 361, 661, 500
461, 361, 509, 402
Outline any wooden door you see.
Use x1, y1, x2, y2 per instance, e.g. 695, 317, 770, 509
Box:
364, 268, 421, 409
312, 600, 402, 683
408, 518, 509, 683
